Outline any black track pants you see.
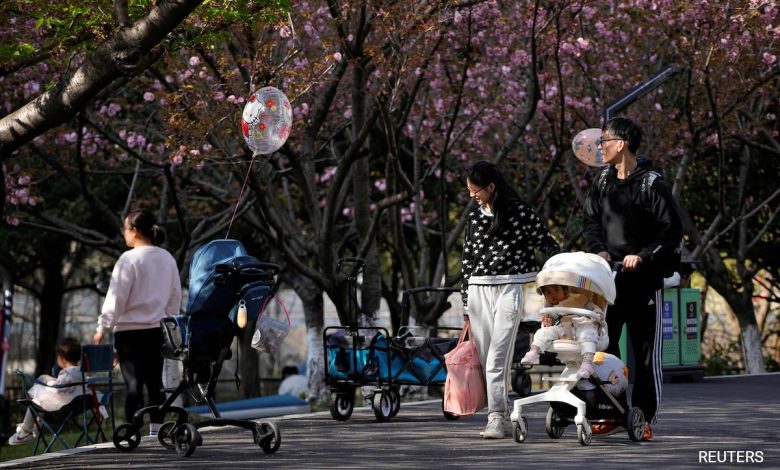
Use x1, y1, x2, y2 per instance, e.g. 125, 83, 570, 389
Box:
604, 271, 663, 423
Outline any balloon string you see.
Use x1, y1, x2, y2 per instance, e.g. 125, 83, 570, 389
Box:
562, 191, 580, 244
225, 152, 258, 239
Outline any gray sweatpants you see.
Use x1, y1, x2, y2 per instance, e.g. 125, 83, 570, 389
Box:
467, 283, 524, 416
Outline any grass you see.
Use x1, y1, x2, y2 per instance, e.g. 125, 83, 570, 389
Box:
0, 420, 119, 463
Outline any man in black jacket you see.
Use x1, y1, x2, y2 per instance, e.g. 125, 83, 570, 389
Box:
583, 117, 683, 441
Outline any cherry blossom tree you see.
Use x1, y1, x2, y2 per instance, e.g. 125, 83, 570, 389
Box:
2, 0, 778, 390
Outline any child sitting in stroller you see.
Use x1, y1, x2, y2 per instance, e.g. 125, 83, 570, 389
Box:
510, 252, 647, 446
520, 284, 606, 379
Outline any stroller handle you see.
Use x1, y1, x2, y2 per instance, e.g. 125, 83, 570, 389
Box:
539, 306, 602, 321
240, 262, 280, 276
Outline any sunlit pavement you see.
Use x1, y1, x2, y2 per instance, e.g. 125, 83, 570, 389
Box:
3, 373, 779, 469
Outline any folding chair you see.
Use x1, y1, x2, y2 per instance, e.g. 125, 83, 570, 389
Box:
12, 344, 116, 455
14, 371, 91, 455
81, 344, 116, 443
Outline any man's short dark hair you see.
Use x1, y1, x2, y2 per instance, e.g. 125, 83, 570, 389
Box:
57, 337, 82, 365
282, 366, 299, 378
603, 117, 642, 154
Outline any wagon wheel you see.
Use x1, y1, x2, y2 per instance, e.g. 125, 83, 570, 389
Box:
372, 391, 393, 422
388, 387, 401, 417
329, 391, 354, 421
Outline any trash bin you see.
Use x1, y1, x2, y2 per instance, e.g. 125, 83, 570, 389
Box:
664, 287, 704, 380
618, 287, 704, 381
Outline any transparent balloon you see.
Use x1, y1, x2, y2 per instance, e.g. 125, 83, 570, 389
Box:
571, 128, 606, 167
241, 87, 292, 154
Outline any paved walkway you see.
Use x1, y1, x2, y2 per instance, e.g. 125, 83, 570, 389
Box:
3, 373, 779, 469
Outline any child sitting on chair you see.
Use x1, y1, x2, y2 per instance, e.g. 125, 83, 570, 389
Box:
8, 337, 83, 445
520, 284, 605, 379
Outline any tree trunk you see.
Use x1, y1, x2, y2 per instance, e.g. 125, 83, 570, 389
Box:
699, 279, 710, 345
36, 255, 65, 376
738, 315, 767, 374
351, 60, 381, 327
679, 205, 766, 373
289, 275, 325, 402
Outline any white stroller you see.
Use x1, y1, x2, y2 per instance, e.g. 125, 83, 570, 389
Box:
509, 252, 646, 446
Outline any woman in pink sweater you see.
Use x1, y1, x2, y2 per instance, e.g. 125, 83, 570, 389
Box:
94, 209, 181, 436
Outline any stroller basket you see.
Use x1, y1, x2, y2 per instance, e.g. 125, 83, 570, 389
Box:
161, 315, 189, 360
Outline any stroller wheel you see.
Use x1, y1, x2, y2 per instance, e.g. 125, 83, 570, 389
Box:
625, 407, 646, 442
329, 391, 354, 421
512, 417, 528, 443
257, 421, 281, 454
112, 423, 141, 452
576, 420, 592, 446
372, 391, 393, 422
157, 421, 177, 450
174, 423, 200, 457
545, 408, 565, 439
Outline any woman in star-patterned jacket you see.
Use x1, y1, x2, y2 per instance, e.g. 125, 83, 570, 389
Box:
461, 161, 560, 439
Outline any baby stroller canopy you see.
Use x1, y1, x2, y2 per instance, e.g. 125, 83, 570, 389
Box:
535, 252, 616, 305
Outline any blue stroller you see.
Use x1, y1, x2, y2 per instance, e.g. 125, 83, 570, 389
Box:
111, 239, 282, 457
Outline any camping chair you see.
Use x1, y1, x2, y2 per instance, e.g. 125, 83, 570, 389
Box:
81, 344, 116, 443
13, 344, 116, 455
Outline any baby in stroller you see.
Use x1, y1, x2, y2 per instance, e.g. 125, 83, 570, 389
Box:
520, 283, 606, 379
510, 252, 646, 446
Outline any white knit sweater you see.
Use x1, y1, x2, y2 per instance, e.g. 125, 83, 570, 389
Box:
97, 246, 182, 333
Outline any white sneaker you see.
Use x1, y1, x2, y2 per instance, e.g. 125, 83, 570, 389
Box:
481, 413, 506, 439
8, 425, 34, 446
479, 418, 512, 437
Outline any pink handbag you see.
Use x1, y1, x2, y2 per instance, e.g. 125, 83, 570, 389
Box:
443, 317, 487, 416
